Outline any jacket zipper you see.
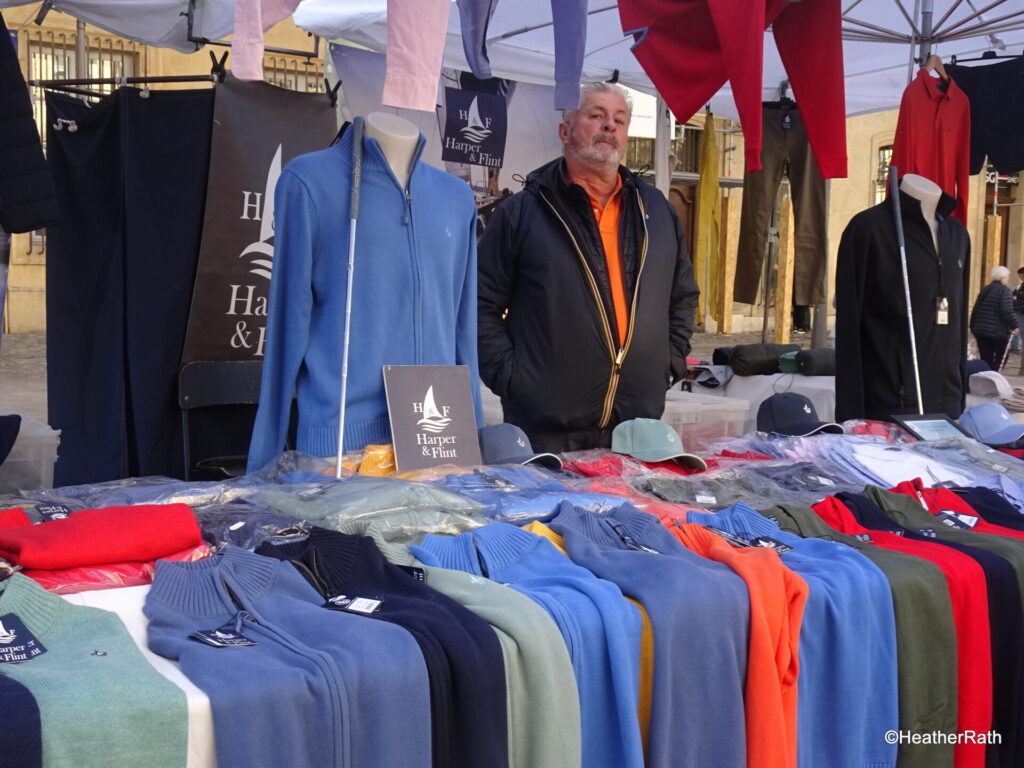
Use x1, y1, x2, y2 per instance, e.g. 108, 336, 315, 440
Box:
218, 574, 351, 768
538, 188, 649, 428
405, 189, 422, 363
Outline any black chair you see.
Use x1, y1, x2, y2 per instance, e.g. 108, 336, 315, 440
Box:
178, 360, 263, 480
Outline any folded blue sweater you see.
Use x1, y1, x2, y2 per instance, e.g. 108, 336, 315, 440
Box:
144, 547, 432, 768
413, 522, 645, 768
247, 127, 482, 471
689, 503, 899, 768
550, 502, 750, 768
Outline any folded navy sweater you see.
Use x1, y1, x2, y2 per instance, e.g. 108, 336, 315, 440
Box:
257, 528, 509, 768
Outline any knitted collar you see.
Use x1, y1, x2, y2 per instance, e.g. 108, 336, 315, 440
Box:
414, 523, 546, 577
333, 124, 427, 189
688, 502, 780, 539
147, 546, 280, 617
0, 573, 60, 639
332, 520, 416, 566
549, 501, 659, 550
411, 531, 482, 575
258, 528, 388, 594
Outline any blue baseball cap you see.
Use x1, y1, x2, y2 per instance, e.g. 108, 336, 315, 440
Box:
958, 402, 1024, 446
611, 418, 708, 469
478, 424, 563, 469
757, 393, 844, 437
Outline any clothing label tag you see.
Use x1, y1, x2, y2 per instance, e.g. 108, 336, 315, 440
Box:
298, 485, 328, 500
918, 528, 938, 538
0, 614, 46, 663
763, 513, 780, 525
190, 612, 257, 647
853, 533, 873, 543
936, 297, 949, 325
608, 523, 660, 554
935, 511, 978, 529
323, 595, 384, 614
37, 504, 73, 522
398, 565, 426, 583
992, 464, 1009, 473
751, 536, 795, 554
714, 530, 753, 548
815, 476, 835, 487
695, 494, 717, 505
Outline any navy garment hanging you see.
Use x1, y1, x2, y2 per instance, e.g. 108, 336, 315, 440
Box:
45, 88, 213, 485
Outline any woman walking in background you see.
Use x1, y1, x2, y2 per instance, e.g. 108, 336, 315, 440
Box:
970, 266, 1019, 371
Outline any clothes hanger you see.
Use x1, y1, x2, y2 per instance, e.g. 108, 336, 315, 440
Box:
950, 49, 1023, 65
922, 54, 949, 82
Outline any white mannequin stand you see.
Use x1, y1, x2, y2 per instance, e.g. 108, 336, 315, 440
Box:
900, 173, 942, 252
364, 112, 419, 189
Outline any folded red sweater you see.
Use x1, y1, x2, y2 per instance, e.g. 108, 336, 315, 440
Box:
0, 503, 200, 569
0, 507, 32, 529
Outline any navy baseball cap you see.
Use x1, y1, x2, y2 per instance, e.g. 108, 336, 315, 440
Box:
478, 424, 563, 469
958, 402, 1024, 446
757, 393, 844, 437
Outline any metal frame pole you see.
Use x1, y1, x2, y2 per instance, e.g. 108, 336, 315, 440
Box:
889, 166, 925, 414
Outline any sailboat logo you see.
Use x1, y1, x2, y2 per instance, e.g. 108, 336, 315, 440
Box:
416, 386, 453, 434
459, 97, 493, 144
0, 620, 17, 644
239, 144, 282, 281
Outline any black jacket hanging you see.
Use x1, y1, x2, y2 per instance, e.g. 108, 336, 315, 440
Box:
0, 13, 59, 233
835, 191, 969, 422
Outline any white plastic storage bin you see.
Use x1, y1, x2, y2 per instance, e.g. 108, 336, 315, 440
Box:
662, 390, 753, 452
0, 416, 60, 494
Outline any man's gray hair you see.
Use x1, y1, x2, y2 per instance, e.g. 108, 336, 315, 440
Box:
562, 82, 634, 123
992, 265, 1011, 281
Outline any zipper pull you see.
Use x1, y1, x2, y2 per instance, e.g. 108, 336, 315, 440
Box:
233, 610, 254, 633
615, 348, 626, 367
403, 191, 412, 225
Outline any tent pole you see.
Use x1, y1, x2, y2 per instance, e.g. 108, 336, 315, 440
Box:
907, 0, 923, 83
920, 0, 935, 60
654, 95, 671, 196
811, 179, 831, 348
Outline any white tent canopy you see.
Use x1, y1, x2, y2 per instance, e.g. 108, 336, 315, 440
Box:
4, 0, 1023, 117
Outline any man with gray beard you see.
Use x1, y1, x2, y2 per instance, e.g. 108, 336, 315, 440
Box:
477, 82, 700, 452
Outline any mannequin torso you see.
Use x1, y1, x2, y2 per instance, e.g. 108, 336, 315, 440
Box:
364, 112, 419, 189
900, 173, 942, 252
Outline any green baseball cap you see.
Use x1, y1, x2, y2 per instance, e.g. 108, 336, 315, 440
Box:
611, 418, 708, 470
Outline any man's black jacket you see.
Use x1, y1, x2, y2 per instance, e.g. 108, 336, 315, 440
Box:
477, 157, 699, 451
835, 191, 969, 422
970, 280, 1017, 339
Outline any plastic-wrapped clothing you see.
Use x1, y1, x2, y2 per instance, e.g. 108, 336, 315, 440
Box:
145, 547, 432, 768
903, 438, 1024, 481
255, 475, 485, 531
766, 503, 957, 768
192, 504, 311, 549
412, 523, 645, 768
688, 503, 899, 768
550, 502, 750, 768
435, 465, 573, 492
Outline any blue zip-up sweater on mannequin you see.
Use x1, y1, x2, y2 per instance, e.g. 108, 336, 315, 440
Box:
247, 126, 482, 471
257, 528, 509, 768
413, 522, 645, 768
688, 503, 899, 768
144, 546, 432, 768
550, 501, 750, 768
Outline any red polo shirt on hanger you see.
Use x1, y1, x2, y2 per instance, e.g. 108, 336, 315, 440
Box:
891, 70, 971, 224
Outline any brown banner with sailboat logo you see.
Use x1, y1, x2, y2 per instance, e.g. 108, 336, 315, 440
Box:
180, 74, 336, 364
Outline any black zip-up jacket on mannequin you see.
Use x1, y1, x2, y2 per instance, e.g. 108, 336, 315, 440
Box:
478, 157, 699, 452
835, 191, 969, 422
970, 280, 1017, 339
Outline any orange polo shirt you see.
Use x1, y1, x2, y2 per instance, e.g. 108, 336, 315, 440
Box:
663, 520, 808, 768
584, 175, 629, 347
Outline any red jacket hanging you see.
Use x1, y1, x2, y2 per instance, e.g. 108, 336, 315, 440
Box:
618, 0, 847, 179
891, 71, 971, 224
